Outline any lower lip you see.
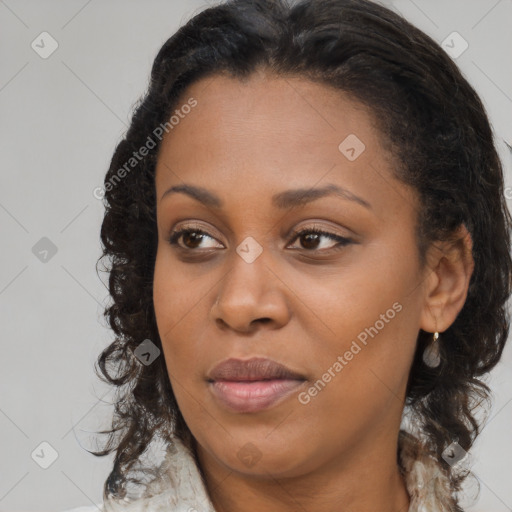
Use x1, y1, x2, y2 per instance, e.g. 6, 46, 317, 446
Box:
209, 379, 305, 413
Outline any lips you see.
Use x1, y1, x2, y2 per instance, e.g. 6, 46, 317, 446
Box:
207, 357, 307, 413
207, 357, 306, 382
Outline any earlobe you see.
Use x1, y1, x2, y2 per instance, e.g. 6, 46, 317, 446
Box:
419, 223, 475, 333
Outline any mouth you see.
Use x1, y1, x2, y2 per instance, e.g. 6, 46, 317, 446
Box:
207, 357, 307, 413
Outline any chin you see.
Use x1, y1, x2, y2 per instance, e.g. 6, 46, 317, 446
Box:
200, 429, 319, 479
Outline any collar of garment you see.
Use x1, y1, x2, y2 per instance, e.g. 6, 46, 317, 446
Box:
102, 429, 458, 512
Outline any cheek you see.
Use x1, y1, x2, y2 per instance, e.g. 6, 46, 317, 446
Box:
294, 239, 421, 412
295, 295, 418, 456
291, 242, 420, 350
153, 247, 209, 329
153, 252, 202, 373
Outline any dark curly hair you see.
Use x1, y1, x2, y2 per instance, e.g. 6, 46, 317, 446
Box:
90, 0, 512, 508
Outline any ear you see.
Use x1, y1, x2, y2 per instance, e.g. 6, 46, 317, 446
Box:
419, 224, 475, 333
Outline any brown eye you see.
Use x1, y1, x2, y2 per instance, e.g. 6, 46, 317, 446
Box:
300, 232, 322, 250
288, 228, 352, 252
168, 228, 223, 250
182, 231, 205, 249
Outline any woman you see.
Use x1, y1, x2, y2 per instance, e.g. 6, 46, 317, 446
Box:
63, 0, 512, 510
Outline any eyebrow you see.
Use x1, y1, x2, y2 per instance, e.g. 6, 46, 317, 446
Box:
160, 183, 372, 211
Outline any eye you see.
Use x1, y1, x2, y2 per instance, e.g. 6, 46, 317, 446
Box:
167, 227, 223, 250
166, 225, 353, 253
287, 226, 353, 252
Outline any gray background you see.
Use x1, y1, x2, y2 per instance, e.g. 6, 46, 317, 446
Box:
0, 0, 511, 511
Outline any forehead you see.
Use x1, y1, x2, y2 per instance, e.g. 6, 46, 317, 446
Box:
154, 71, 412, 220
157, 70, 383, 161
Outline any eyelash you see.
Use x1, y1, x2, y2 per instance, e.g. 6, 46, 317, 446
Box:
166, 225, 353, 254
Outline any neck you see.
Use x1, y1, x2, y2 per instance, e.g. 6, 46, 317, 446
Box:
194, 434, 411, 512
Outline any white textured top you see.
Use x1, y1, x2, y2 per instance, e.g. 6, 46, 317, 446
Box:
61, 507, 103, 512
61, 430, 459, 512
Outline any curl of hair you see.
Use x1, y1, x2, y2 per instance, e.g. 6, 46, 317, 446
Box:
89, 0, 512, 508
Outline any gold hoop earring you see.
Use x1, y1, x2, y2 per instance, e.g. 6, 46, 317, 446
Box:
423, 331, 441, 368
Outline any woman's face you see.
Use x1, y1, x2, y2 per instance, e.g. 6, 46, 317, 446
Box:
153, 71, 431, 479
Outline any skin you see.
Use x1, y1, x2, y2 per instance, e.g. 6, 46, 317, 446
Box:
152, 68, 474, 512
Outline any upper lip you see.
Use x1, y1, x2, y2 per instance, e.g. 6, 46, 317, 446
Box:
207, 357, 306, 382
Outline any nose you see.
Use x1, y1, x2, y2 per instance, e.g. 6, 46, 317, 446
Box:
209, 249, 292, 333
